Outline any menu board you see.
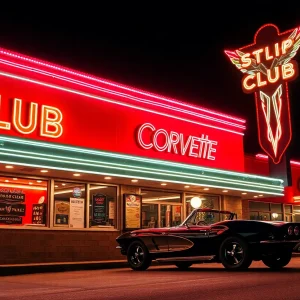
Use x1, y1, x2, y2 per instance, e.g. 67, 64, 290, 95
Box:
92, 194, 107, 225
124, 194, 142, 230
32, 203, 46, 225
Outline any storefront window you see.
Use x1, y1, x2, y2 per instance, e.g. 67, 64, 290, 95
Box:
249, 201, 283, 221
141, 190, 182, 228
54, 182, 86, 228
89, 184, 117, 228
0, 176, 48, 226
142, 204, 158, 228
185, 194, 219, 216
293, 205, 300, 222
285, 205, 292, 214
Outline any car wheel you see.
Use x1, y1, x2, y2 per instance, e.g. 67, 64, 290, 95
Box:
219, 236, 252, 270
127, 240, 151, 271
175, 262, 193, 270
262, 251, 292, 269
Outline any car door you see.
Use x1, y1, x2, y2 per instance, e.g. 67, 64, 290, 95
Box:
167, 225, 210, 255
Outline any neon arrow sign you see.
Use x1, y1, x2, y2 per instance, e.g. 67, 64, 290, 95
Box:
225, 24, 300, 164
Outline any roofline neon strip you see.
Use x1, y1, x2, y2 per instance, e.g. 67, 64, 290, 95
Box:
0, 58, 245, 131
0, 47, 246, 124
0, 71, 244, 136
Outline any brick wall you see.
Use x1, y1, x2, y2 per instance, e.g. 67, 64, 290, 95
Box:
222, 195, 242, 219
0, 229, 124, 265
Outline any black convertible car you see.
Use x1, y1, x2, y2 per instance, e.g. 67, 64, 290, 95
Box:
116, 208, 300, 271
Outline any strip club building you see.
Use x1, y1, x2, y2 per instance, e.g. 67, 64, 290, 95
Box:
0, 45, 296, 266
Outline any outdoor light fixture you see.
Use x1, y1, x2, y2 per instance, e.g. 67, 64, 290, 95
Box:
190, 197, 202, 209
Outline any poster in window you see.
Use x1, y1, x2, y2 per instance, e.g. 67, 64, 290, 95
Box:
92, 194, 107, 225
32, 203, 46, 225
0, 216, 22, 224
0, 203, 26, 216
109, 201, 115, 219
0, 190, 25, 203
69, 198, 85, 228
54, 200, 70, 225
124, 194, 142, 230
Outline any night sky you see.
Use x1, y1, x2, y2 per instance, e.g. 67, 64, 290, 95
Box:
0, 4, 300, 158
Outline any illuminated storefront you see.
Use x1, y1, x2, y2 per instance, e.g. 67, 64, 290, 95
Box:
243, 154, 300, 222
0, 46, 284, 266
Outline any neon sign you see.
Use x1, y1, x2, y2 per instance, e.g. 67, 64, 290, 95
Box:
137, 123, 218, 160
225, 24, 300, 164
0, 97, 63, 138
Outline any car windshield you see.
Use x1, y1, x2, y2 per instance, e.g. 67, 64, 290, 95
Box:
185, 210, 232, 226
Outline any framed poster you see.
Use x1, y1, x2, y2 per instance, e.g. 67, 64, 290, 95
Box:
123, 194, 142, 230
69, 198, 85, 228
54, 200, 70, 225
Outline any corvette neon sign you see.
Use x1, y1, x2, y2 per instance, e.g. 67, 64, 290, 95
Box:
225, 24, 300, 164
137, 123, 218, 161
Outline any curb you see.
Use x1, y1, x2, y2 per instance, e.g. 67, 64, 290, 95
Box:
0, 261, 129, 276
1, 255, 300, 276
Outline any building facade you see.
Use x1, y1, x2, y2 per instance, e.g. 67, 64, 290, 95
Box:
0, 47, 284, 266
243, 154, 300, 223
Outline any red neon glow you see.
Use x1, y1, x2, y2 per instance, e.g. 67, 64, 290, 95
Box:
0, 48, 246, 126
0, 73, 245, 172
260, 84, 282, 157
0, 58, 246, 133
0, 97, 63, 139
225, 24, 299, 164
255, 153, 300, 167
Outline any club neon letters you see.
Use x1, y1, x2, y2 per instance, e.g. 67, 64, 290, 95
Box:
0, 97, 63, 138
137, 123, 218, 160
241, 39, 297, 92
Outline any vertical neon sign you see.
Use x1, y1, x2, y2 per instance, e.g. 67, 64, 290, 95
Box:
225, 24, 300, 164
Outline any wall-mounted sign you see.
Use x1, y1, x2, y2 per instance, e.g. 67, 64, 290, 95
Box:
92, 194, 107, 225
225, 24, 300, 164
124, 194, 142, 230
137, 123, 218, 161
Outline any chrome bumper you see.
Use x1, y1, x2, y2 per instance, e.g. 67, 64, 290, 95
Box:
259, 240, 300, 252
260, 240, 300, 244
293, 242, 300, 252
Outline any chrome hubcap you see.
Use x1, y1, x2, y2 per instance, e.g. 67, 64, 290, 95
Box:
130, 245, 144, 266
224, 242, 244, 265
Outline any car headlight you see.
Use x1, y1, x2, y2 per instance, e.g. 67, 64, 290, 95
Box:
294, 226, 299, 236
288, 226, 293, 235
